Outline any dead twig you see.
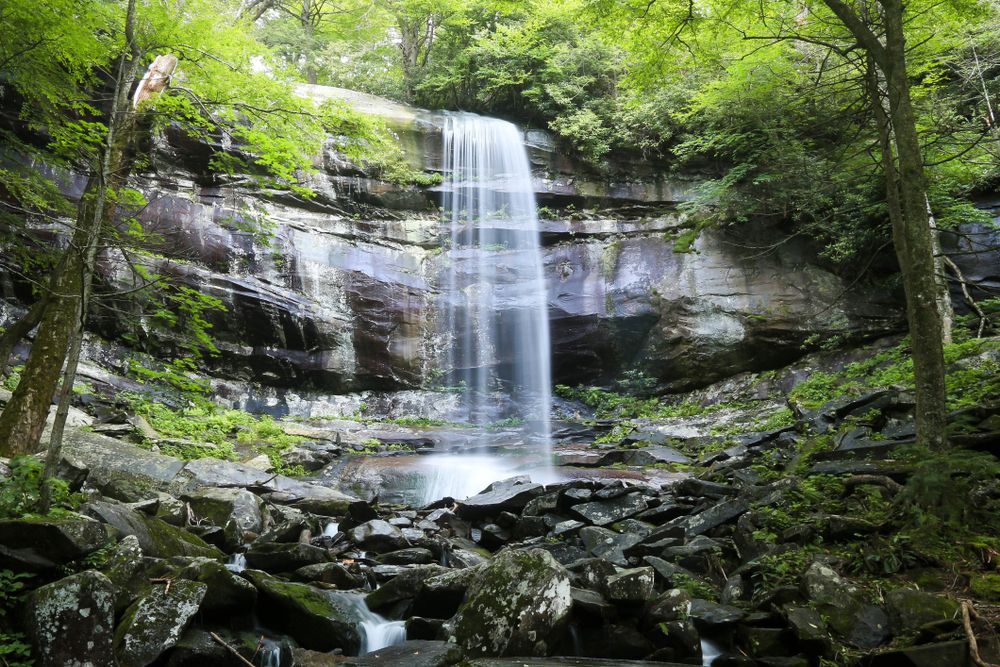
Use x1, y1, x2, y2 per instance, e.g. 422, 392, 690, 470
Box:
843, 474, 903, 496
149, 577, 172, 594
209, 632, 256, 667
962, 601, 1000, 667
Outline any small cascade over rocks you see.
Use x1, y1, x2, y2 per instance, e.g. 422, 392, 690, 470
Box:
225, 552, 247, 573
439, 113, 552, 448
340, 593, 407, 654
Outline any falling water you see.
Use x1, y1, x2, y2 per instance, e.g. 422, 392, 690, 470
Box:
339, 593, 407, 654
225, 553, 247, 573
439, 113, 552, 454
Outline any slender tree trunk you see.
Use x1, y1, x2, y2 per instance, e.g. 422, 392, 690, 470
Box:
0, 252, 70, 376
880, 0, 948, 450
0, 0, 140, 457
926, 196, 953, 344
0, 294, 49, 378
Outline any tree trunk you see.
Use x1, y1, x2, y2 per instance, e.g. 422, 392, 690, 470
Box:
880, 0, 948, 451
0, 0, 141, 457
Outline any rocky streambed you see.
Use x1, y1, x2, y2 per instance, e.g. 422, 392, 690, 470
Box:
5, 336, 999, 667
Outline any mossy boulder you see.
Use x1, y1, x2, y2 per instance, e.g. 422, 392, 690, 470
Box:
453, 548, 572, 657
100, 534, 146, 610
885, 589, 960, 634
802, 563, 889, 649
242, 569, 362, 653
0, 513, 110, 571
83, 499, 223, 559
26, 570, 117, 667
115, 579, 207, 667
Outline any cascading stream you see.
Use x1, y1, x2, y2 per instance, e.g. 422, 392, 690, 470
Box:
437, 113, 552, 462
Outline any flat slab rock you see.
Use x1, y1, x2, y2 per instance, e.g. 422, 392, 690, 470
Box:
467, 659, 696, 667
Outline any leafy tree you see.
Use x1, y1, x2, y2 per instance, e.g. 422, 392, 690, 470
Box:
0, 0, 341, 458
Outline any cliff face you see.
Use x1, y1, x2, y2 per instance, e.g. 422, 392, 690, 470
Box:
9, 85, 992, 404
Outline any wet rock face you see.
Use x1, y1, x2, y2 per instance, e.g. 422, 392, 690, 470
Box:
453, 548, 572, 657
2, 86, 923, 399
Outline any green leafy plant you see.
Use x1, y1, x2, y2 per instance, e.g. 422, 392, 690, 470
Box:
0, 456, 80, 519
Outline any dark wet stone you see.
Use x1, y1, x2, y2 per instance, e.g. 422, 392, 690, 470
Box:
675, 478, 739, 498
571, 492, 648, 527
340, 640, 463, 666
348, 519, 409, 552
605, 566, 656, 603
679, 498, 749, 536
245, 541, 332, 572
293, 562, 365, 589
457, 481, 545, 519
570, 587, 616, 620
242, 570, 362, 653
884, 589, 960, 635
785, 606, 829, 644
377, 547, 436, 565
865, 640, 970, 667
689, 599, 746, 627
0, 514, 108, 572
82, 500, 222, 559
366, 565, 446, 613
176, 557, 257, 616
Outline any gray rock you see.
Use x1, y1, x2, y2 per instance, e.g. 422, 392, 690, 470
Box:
785, 606, 829, 644
114, 579, 207, 667
26, 570, 117, 667
679, 498, 749, 536
688, 599, 746, 627
245, 541, 332, 572
366, 565, 446, 612
604, 566, 656, 603
0, 513, 108, 571
645, 588, 692, 624
293, 562, 365, 589
457, 482, 545, 519
61, 429, 185, 495
884, 589, 960, 634
571, 493, 648, 527
453, 549, 572, 656
349, 519, 409, 552
320, 639, 463, 667
82, 499, 223, 559
414, 566, 483, 618
176, 557, 257, 615
183, 487, 263, 549
377, 547, 436, 565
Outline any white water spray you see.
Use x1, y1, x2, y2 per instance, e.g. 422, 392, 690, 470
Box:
438, 113, 552, 457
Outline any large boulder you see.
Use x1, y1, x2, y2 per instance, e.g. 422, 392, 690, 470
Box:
242, 570, 363, 653
114, 579, 207, 667
82, 499, 223, 559
0, 514, 108, 571
183, 487, 264, 550
176, 557, 258, 616
453, 549, 572, 657
245, 541, 332, 572
26, 570, 118, 667
348, 519, 409, 553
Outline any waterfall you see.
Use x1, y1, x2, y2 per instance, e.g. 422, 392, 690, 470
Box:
339, 593, 407, 654
439, 113, 552, 452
